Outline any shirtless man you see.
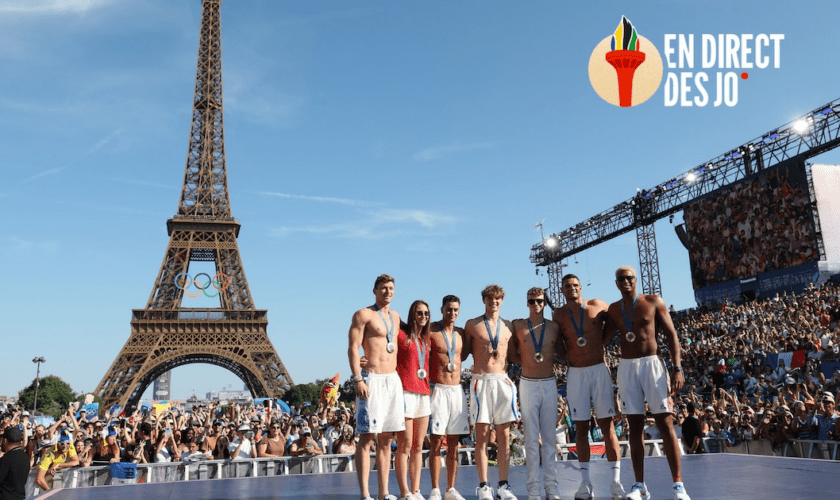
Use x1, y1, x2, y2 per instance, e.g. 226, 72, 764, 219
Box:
605, 266, 690, 500
348, 274, 407, 500
510, 287, 562, 500
257, 419, 286, 457
427, 295, 469, 500
553, 275, 624, 500
464, 284, 520, 500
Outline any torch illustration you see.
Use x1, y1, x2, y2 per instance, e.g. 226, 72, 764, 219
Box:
605, 16, 645, 107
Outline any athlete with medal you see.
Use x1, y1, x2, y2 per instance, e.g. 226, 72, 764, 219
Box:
510, 287, 563, 500
463, 285, 520, 500
395, 300, 432, 500
427, 295, 469, 500
553, 275, 625, 500
606, 266, 690, 500
347, 274, 406, 500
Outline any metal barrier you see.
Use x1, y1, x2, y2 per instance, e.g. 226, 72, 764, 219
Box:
24, 449, 476, 499
23, 439, 840, 498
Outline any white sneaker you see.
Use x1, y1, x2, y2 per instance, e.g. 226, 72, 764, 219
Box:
496, 484, 518, 500
545, 482, 561, 500
610, 482, 626, 500
625, 482, 650, 500
527, 483, 542, 500
477, 485, 494, 500
383, 496, 399, 500
574, 481, 593, 500
444, 488, 465, 500
672, 482, 691, 500
414, 494, 426, 500
428, 489, 442, 500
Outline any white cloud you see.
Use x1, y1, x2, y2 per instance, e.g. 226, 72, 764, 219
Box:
258, 191, 382, 207
0, 0, 115, 15
22, 166, 66, 182
87, 129, 123, 155
412, 141, 496, 162
371, 209, 455, 228
269, 208, 455, 240
4, 236, 58, 253
110, 177, 175, 190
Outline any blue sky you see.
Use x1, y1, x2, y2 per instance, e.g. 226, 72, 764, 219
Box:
2, 0, 839, 401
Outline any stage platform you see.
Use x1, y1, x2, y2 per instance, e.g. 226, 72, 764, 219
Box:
38, 454, 840, 500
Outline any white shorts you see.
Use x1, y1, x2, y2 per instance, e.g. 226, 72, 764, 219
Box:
430, 383, 469, 436
470, 373, 520, 426
566, 363, 617, 421
616, 355, 674, 415
356, 371, 407, 434
404, 391, 431, 419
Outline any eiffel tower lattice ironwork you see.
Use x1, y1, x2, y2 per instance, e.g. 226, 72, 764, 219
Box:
95, 0, 293, 411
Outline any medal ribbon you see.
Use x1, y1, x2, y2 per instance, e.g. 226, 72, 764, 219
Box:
483, 314, 501, 353
440, 321, 456, 365
567, 303, 586, 342
621, 297, 638, 335
527, 318, 546, 355
414, 335, 427, 374
373, 304, 394, 346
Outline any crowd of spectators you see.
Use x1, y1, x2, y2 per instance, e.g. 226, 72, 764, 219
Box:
0, 399, 360, 491
683, 165, 819, 288
1, 279, 839, 487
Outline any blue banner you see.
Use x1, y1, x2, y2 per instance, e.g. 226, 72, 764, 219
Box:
76, 402, 99, 420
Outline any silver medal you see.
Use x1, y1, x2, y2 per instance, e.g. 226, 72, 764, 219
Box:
534, 352, 544, 363
577, 337, 587, 347
417, 368, 427, 379
626, 331, 636, 342
386, 342, 396, 353
446, 362, 456, 372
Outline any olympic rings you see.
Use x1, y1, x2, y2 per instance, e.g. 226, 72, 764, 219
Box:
174, 272, 231, 298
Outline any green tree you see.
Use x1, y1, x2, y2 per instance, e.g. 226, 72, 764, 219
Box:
281, 382, 321, 412
339, 378, 356, 403
17, 375, 77, 419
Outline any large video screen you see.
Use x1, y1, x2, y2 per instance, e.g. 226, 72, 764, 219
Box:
684, 161, 819, 289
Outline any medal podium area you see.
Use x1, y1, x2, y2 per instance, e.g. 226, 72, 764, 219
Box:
37, 454, 840, 500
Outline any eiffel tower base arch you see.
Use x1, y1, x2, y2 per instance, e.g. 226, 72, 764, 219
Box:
95, 309, 293, 412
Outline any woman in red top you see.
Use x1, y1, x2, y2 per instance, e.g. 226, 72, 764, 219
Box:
395, 300, 432, 500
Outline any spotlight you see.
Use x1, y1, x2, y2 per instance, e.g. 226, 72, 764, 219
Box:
545, 237, 558, 248
793, 119, 809, 133
685, 172, 697, 182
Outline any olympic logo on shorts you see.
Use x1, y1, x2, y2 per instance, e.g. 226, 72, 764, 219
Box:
174, 273, 231, 298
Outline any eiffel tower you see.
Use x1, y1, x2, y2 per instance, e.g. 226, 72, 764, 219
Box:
95, 0, 293, 411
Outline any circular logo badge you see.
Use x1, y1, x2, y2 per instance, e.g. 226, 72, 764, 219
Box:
588, 17, 663, 107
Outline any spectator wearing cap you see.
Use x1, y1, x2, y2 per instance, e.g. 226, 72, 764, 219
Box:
289, 426, 323, 457
35, 429, 79, 492
792, 400, 818, 440
815, 393, 838, 441
229, 424, 254, 460
93, 426, 120, 464
0, 427, 28, 500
